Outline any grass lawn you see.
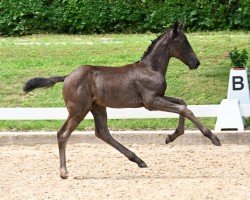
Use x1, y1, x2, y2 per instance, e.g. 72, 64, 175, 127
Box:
0, 31, 249, 131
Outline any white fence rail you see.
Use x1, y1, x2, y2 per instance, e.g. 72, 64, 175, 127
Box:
0, 104, 250, 120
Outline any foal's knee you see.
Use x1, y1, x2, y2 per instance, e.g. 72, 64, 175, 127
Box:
179, 106, 193, 117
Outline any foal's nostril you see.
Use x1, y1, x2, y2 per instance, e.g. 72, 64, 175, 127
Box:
195, 60, 200, 68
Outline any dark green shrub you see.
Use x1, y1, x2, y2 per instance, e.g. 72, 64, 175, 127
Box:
0, 0, 48, 35
0, 0, 249, 36
47, 0, 111, 34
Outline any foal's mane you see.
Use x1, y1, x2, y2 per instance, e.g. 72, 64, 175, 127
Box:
137, 30, 171, 62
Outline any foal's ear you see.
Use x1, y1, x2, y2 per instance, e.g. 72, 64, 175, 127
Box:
178, 22, 185, 31
173, 21, 179, 35
179, 23, 184, 30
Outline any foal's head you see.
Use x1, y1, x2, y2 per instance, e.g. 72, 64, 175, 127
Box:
169, 22, 200, 69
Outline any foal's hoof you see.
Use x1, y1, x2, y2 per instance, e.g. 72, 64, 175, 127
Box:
165, 135, 171, 144
60, 171, 69, 179
212, 136, 221, 146
138, 162, 148, 168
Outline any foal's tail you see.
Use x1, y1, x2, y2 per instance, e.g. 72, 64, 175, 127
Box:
23, 76, 67, 93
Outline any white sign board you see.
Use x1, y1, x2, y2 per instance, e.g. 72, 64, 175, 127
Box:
227, 68, 250, 104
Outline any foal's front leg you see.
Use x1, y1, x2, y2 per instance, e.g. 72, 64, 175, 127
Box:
163, 96, 186, 144
144, 96, 221, 146
91, 104, 148, 168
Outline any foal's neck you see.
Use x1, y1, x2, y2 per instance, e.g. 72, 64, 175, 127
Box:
141, 32, 171, 76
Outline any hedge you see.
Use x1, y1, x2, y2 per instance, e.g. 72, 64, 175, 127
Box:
0, 0, 249, 36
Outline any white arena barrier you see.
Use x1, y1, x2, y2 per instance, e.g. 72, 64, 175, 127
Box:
0, 104, 249, 120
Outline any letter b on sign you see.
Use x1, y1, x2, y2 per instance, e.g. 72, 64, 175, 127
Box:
232, 76, 244, 90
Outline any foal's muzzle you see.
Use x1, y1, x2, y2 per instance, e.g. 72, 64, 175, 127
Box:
189, 59, 200, 70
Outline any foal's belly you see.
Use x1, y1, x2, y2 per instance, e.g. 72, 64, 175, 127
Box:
92, 84, 143, 108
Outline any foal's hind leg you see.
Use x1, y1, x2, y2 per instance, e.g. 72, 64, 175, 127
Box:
57, 108, 89, 179
164, 97, 186, 144
91, 104, 147, 168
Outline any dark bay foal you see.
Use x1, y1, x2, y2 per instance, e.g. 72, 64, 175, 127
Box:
24, 22, 221, 179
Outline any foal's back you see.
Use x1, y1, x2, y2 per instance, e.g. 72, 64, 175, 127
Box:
63, 62, 159, 108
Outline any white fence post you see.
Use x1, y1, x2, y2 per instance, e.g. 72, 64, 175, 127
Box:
215, 99, 244, 131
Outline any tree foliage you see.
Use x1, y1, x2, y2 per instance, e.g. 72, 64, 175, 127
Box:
0, 0, 249, 36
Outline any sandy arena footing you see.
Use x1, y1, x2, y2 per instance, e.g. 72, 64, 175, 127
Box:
0, 131, 249, 199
